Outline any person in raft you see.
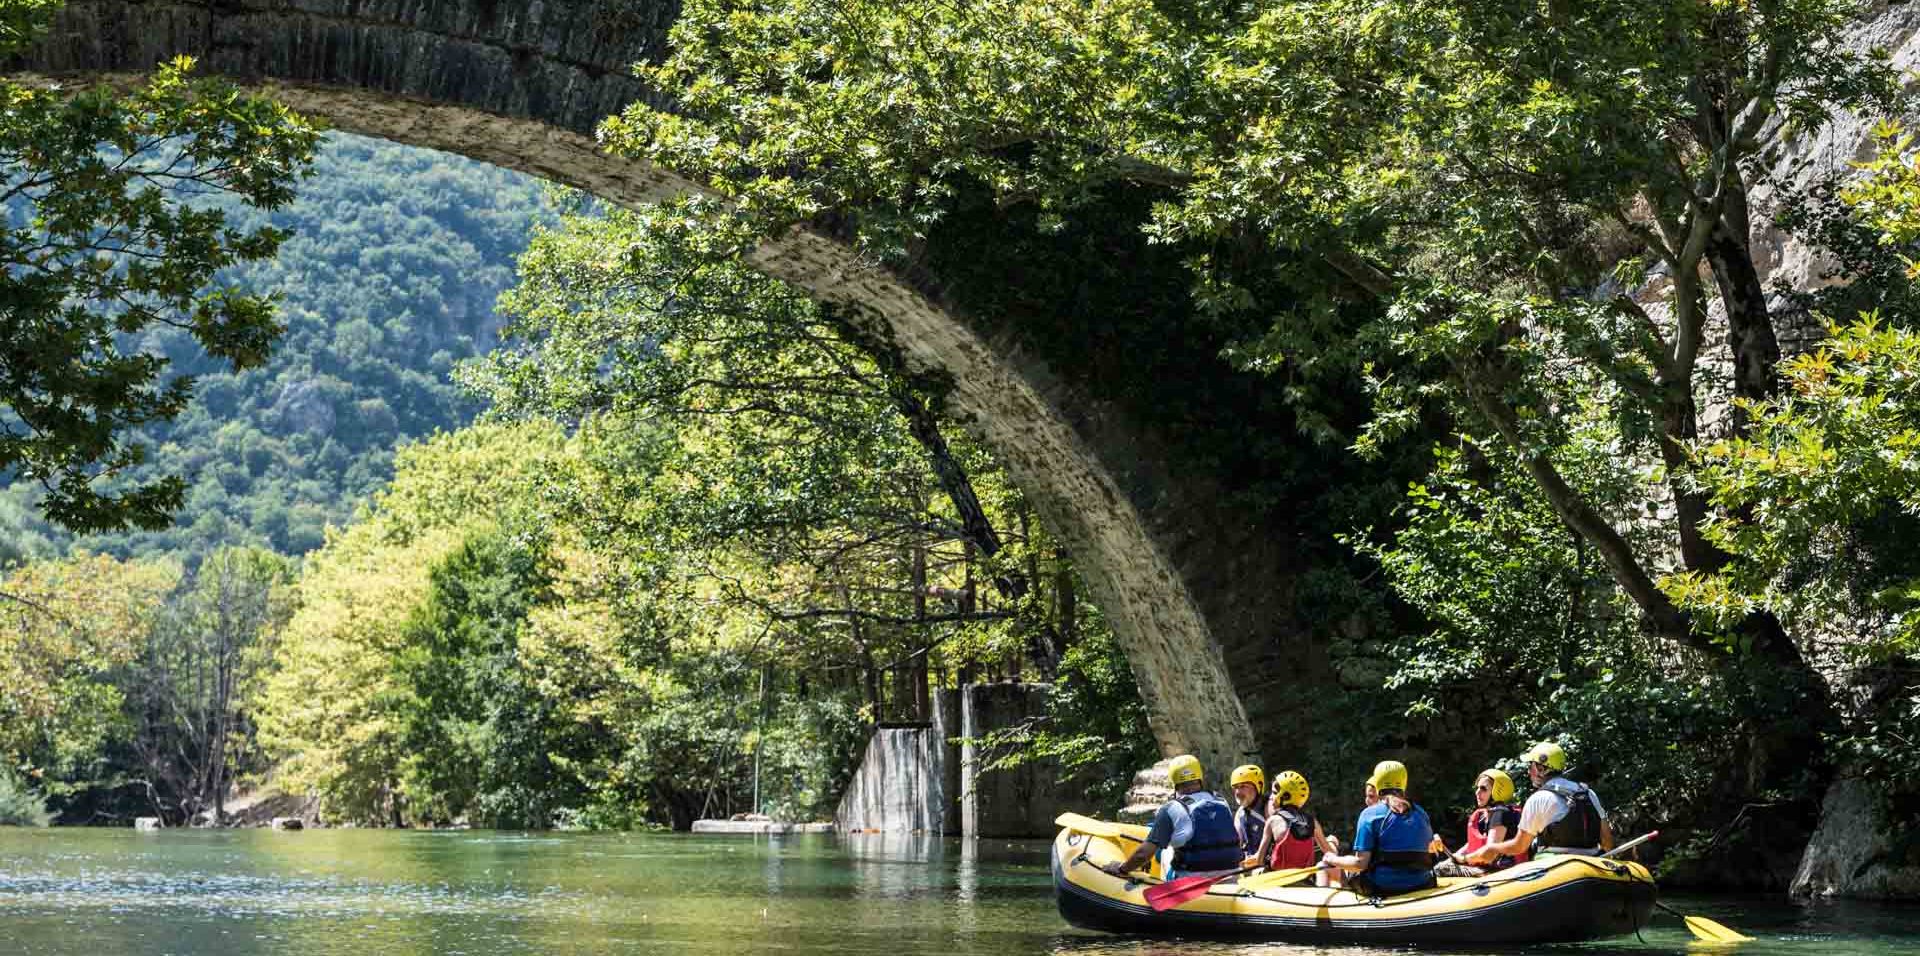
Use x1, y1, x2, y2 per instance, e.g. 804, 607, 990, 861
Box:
1430, 768, 1526, 878
1100, 754, 1242, 880
1319, 760, 1438, 897
1462, 742, 1614, 866
1246, 770, 1342, 886
1229, 764, 1267, 863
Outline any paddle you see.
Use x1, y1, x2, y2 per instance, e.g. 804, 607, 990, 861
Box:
1593, 831, 1750, 944
1053, 812, 1144, 843
1601, 830, 1659, 859
1237, 863, 1325, 891
1142, 862, 1324, 910
1142, 868, 1250, 910
1656, 900, 1755, 944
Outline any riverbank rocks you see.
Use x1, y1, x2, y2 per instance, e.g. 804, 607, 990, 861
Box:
1792, 777, 1920, 899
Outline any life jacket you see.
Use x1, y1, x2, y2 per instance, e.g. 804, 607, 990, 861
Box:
1536, 779, 1603, 853
1358, 798, 1438, 896
1172, 791, 1242, 872
1463, 804, 1527, 869
1234, 805, 1267, 860
1267, 806, 1317, 870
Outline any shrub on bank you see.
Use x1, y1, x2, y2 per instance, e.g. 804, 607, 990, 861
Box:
0, 772, 51, 827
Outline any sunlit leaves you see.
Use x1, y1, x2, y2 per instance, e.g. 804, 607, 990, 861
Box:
0, 553, 177, 773
1678, 316, 1920, 649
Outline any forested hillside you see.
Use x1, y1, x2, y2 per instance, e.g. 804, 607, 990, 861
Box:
0, 133, 547, 565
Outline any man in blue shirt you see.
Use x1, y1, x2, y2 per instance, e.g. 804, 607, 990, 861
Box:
1101, 754, 1243, 879
1320, 760, 1438, 897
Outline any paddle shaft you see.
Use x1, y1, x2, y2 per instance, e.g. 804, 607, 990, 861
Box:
1601, 830, 1658, 859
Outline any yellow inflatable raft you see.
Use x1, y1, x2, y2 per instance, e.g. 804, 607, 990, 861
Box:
1052, 820, 1657, 944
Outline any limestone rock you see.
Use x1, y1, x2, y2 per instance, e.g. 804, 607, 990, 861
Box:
1119, 758, 1176, 824
1792, 777, 1920, 900
270, 379, 336, 436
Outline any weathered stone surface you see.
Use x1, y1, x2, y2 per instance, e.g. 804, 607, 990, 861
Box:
1792, 777, 1920, 899
1118, 758, 1175, 824
959, 683, 1085, 838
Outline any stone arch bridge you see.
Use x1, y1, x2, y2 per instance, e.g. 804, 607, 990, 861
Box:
12, 0, 1391, 786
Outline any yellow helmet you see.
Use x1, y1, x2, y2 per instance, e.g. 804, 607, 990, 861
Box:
1478, 768, 1515, 803
1167, 754, 1204, 786
1367, 760, 1409, 793
1522, 741, 1567, 772
1230, 764, 1265, 791
1271, 770, 1310, 807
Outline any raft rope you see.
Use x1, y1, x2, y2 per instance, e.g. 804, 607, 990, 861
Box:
1071, 836, 1657, 911
1235, 854, 1656, 910
1075, 833, 1658, 913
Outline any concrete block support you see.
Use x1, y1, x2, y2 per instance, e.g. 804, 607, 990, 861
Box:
960, 683, 1080, 838
834, 688, 960, 834
837, 683, 1084, 838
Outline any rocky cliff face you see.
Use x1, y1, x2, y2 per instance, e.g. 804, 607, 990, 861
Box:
1760, 2, 1920, 900
1793, 778, 1920, 899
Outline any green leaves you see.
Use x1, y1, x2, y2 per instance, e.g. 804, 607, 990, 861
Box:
0, 52, 319, 533
1679, 315, 1920, 653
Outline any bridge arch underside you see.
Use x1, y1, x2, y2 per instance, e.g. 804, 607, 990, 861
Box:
8, 0, 1382, 786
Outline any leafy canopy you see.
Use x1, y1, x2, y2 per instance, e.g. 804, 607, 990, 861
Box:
0, 8, 319, 533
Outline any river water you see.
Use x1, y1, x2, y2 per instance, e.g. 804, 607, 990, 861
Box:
0, 828, 1913, 955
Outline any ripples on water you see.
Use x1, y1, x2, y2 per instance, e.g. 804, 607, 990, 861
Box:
0, 828, 1913, 955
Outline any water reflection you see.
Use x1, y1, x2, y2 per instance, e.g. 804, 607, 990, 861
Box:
0, 829, 1913, 956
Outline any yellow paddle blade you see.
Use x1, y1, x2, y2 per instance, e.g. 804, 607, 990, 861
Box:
1682, 915, 1755, 944
1238, 865, 1321, 890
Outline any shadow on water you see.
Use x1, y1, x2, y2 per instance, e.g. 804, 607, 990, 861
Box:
0, 828, 1913, 955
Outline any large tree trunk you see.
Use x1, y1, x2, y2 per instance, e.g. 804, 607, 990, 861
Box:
1706, 180, 1784, 425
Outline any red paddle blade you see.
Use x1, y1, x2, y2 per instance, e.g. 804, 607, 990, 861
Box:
1142, 872, 1225, 911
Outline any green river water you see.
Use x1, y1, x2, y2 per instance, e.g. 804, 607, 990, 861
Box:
0, 828, 1913, 955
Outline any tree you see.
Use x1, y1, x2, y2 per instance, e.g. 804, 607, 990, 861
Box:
602, 0, 1909, 831
256, 422, 568, 825
1676, 313, 1920, 795
126, 547, 293, 824
464, 201, 1070, 693
0, 552, 176, 805
394, 526, 587, 829
0, 2, 318, 533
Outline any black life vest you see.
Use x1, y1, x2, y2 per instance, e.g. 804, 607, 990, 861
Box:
1172, 792, 1243, 872
1536, 780, 1603, 852
1467, 804, 1526, 868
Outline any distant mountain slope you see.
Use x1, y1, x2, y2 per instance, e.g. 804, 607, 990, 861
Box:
1, 133, 548, 565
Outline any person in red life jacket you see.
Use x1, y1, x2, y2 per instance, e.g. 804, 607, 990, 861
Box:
1431, 768, 1526, 877
1229, 764, 1267, 863
1100, 754, 1243, 879
1246, 770, 1343, 886
1462, 742, 1614, 867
